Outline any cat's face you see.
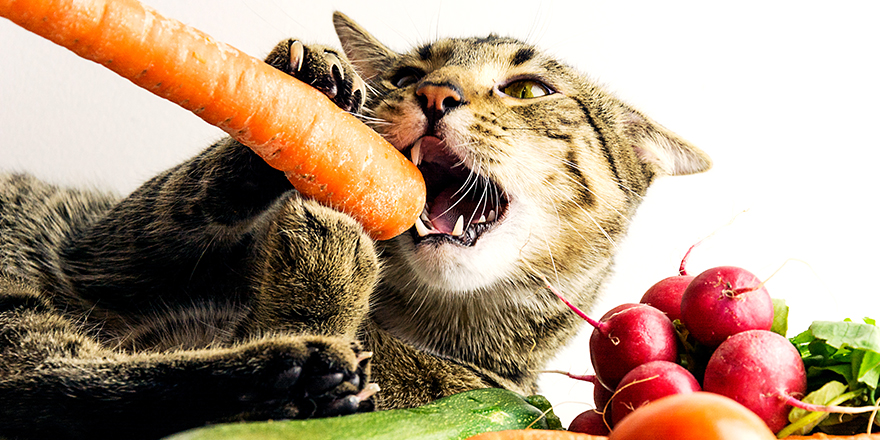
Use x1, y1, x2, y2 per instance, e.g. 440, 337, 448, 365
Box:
333, 13, 711, 294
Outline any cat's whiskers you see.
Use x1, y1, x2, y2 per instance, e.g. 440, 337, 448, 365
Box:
545, 202, 565, 285
538, 178, 622, 251
354, 115, 392, 126
489, 124, 646, 206
539, 148, 640, 219
354, 106, 394, 126
428, 147, 487, 226
442, 133, 631, 251
464, 158, 490, 226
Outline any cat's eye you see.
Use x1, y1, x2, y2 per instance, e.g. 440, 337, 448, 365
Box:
391, 67, 424, 88
500, 79, 553, 99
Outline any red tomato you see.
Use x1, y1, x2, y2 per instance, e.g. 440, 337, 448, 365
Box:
608, 392, 775, 440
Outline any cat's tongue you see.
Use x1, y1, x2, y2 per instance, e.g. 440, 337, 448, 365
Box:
427, 187, 466, 233
416, 135, 491, 235
427, 186, 489, 234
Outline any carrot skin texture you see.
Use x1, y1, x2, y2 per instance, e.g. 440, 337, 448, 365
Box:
0, 0, 425, 240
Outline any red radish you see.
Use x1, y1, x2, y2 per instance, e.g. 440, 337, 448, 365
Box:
568, 409, 610, 435
542, 280, 677, 390
639, 275, 694, 322
638, 239, 701, 322
680, 266, 773, 347
587, 304, 679, 390
702, 330, 807, 433
593, 381, 614, 412
610, 360, 701, 426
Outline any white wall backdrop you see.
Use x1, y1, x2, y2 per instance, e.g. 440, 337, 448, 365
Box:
2, 0, 879, 426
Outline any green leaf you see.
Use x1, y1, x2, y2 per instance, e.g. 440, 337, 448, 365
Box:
807, 340, 834, 359
809, 364, 854, 384
801, 340, 853, 369
809, 321, 880, 352
771, 298, 789, 337
792, 328, 816, 345
829, 345, 855, 362
854, 350, 880, 389
786, 381, 848, 434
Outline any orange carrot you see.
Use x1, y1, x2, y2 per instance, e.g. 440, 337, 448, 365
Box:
0, 0, 425, 240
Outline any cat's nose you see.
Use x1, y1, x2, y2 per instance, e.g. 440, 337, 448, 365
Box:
416, 83, 464, 120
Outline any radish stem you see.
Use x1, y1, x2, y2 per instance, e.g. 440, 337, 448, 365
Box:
536, 273, 604, 330
775, 389, 865, 438
679, 209, 749, 275
722, 258, 807, 298
542, 370, 598, 383
781, 392, 879, 414
679, 241, 699, 276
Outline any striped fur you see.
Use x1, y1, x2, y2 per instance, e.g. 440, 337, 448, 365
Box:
334, 12, 710, 405
0, 12, 710, 438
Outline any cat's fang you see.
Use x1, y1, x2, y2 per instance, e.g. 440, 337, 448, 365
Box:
487, 210, 497, 223
411, 138, 422, 166
415, 216, 431, 237
452, 215, 465, 236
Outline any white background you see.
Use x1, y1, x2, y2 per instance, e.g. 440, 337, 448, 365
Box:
2, 0, 879, 426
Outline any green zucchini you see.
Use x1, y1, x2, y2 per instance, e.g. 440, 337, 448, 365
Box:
165, 388, 563, 440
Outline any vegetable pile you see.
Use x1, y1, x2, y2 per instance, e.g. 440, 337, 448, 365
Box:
549, 242, 880, 438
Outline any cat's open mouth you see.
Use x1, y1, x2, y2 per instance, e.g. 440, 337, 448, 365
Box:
405, 136, 509, 246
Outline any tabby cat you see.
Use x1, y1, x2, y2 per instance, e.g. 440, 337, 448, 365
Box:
0, 12, 710, 439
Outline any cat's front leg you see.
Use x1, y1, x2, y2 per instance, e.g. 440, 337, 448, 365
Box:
362, 322, 506, 410
238, 193, 379, 339
0, 282, 372, 439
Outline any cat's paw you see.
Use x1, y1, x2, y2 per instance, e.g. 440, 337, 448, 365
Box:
246, 194, 379, 336
265, 39, 366, 113
231, 336, 375, 419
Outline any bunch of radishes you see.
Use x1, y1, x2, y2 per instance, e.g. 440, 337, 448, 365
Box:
560, 243, 812, 435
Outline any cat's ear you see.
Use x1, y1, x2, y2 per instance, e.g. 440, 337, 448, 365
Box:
622, 109, 712, 176
333, 12, 398, 81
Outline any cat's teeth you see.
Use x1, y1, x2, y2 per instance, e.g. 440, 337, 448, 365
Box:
414, 216, 430, 237
452, 215, 465, 236
420, 208, 430, 223
411, 138, 422, 167
478, 214, 487, 223
487, 210, 497, 222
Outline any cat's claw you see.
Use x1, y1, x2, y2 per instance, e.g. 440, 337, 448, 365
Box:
283, 39, 366, 113
287, 340, 374, 418
289, 40, 305, 73
322, 52, 344, 99
321, 383, 381, 416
